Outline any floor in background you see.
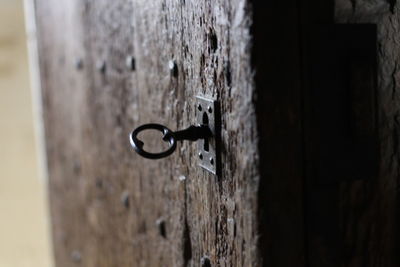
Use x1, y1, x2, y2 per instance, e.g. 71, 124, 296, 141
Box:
0, 0, 53, 266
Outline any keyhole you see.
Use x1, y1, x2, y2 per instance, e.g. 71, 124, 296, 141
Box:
202, 112, 209, 152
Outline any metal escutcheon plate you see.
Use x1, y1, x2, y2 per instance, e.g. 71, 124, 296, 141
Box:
196, 95, 220, 175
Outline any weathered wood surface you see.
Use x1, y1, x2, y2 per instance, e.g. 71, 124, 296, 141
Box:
37, 0, 400, 266
34, 0, 264, 266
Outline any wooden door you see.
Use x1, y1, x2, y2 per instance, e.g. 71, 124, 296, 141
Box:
32, 0, 400, 266
33, 0, 267, 266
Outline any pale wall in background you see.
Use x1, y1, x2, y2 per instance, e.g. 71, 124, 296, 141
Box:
0, 0, 53, 266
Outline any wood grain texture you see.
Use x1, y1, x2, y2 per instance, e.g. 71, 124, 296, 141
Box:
34, 0, 262, 266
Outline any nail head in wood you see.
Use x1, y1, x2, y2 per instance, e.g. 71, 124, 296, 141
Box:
125, 55, 136, 71
120, 191, 130, 208
71, 250, 81, 262
200, 256, 211, 267
168, 59, 178, 77
96, 60, 106, 73
156, 218, 167, 239
75, 58, 83, 70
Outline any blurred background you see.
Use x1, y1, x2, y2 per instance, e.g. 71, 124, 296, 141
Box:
0, 0, 53, 266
